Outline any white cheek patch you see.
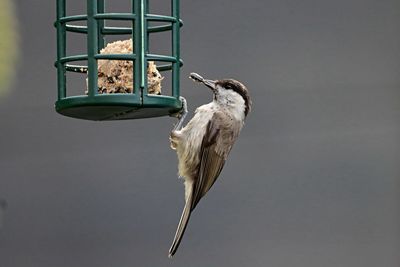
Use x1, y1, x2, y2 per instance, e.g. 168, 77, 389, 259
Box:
215, 88, 246, 120
218, 88, 245, 105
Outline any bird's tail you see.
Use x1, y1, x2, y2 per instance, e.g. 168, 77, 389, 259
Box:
168, 184, 194, 258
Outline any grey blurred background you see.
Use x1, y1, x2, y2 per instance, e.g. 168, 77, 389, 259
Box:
0, 0, 399, 266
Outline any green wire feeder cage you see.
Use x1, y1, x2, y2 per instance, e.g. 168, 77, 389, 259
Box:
55, 0, 183, 120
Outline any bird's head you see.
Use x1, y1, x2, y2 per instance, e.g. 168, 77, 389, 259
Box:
190, 73, 251, 117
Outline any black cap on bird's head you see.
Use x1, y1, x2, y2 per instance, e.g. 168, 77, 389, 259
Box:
189, 72, 251, 116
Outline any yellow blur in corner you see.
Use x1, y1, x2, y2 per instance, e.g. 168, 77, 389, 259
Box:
0, 0, 19, 97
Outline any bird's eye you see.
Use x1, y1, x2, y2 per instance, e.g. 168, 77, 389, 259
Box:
225, 84, 232, 89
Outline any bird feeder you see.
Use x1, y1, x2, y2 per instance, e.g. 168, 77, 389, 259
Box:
55, 0, 183, 120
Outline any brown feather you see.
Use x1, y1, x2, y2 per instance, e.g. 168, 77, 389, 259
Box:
191, 112, 242, 210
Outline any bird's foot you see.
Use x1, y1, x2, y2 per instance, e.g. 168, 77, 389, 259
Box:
169, 131, 180, 150
171, 96, 188, 119
171, 97, 188, 131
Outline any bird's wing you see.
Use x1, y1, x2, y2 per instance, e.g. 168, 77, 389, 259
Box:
191, 111, 242, 210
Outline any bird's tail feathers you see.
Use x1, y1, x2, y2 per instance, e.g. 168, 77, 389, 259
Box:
168, 185, 194, 258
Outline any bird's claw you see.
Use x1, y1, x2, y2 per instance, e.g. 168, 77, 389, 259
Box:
179, 96, 188, 116
171, 96, 188, 131
171, 96, 188, 119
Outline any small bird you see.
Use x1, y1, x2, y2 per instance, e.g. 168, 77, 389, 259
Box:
168, 73, 251, 257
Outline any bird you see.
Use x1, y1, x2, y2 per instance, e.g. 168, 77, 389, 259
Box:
168, 72, 251, 257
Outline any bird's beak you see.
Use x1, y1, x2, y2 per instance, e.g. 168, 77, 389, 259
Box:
189, 72, 216, 91
202, 79, 216, 91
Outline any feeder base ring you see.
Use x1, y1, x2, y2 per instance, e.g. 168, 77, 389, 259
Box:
55, 94, 182, 121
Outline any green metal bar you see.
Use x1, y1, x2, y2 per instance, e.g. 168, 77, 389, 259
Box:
65, 25, 87, 34
72, 12, 175, 22
156, 59, 183, 71
65, 19, 182, 34
97, 0, 105, 50
60, 54, 88, 63
145, 0, 149, 57
147, 53, 178, 62
92, 13, 177, 22
156, 64, 173, 72
172, 0, 180, 98
56, 0, 66, 99
87, 0, 99, 97
146, 12, 150, 96
59, 14, 87, 24
140, 0, 146, 91
129, 0, 140, 101
143, 0, 149, 95
100, 26, 131, 34
146, 14, 178, 22
95, 54, 136, 60
134, 0, 145, 94
67, 23, 181, 34
94, 13, 136, 20
149, 21, 181, 32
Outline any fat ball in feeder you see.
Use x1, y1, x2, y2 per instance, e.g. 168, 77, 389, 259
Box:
93, 39, 163, 95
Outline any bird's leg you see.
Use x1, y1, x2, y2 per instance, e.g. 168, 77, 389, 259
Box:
171, 96, 188, 132
169, 97, 187, 150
